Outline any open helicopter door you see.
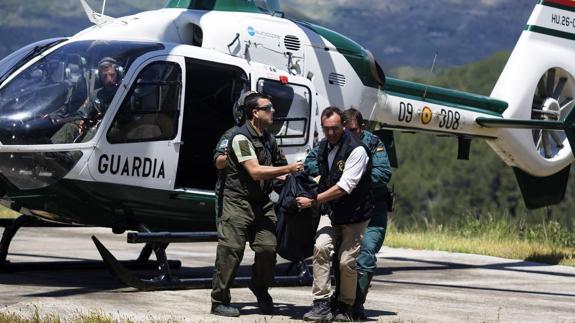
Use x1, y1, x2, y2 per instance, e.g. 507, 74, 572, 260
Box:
88, 55, 185, 191
173, 57, 248, 192
250, 63, 316, 163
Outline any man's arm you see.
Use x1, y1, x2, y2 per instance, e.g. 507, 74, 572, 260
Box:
242, 159, 301, 181
316, 185, 347, 204
215, 152, 228, 170
366, 133, 392, 186
297, 146, 369, 208
213, 127, 236, 170
232, 134, 302, 181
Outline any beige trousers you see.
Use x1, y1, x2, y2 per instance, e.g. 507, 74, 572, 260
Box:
312, 214, 369, 305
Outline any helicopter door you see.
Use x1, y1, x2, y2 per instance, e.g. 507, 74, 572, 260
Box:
88, 56, 184, 190
174, 57, 248, 191
254, 74, 315, 162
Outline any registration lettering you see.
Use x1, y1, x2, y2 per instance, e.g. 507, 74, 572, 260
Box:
398, 102, 414, 123
438, 109, 460, 130
551, 14, 575, 29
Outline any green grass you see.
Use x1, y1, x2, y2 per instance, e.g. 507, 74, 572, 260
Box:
386, 215, 575, 266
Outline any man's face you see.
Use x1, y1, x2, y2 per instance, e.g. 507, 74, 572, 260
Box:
99, 65, 118, 90
253, 98, 275, 127
321, 113, 344, 145
345, 119, 362, 138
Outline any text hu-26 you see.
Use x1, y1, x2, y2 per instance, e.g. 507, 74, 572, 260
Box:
398, 102, 460, 130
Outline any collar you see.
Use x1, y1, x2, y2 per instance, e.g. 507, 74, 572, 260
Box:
246, 121, 265, 138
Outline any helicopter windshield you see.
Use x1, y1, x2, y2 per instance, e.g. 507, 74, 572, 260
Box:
0, 38, 67, 87
0, 40, 164, 146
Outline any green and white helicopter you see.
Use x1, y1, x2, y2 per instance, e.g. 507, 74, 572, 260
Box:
0, 0, 574, 289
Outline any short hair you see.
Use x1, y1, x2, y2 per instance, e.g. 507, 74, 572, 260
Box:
320, 106, 344, 124
243, 92, 272, 120
343, 108, 364, 127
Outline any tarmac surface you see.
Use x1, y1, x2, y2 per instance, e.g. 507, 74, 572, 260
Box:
0, 227, 574, 322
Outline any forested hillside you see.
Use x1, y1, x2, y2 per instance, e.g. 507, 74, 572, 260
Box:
389, 52, 575, 239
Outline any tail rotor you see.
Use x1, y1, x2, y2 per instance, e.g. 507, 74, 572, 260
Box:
531, 67, 575, 159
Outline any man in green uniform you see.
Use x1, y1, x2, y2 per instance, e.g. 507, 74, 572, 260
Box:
51, 57, 121, 144
343, 108, 391, 320
303, 108, 392, 321
210, 92, 304, 317
212, 91, 254, 226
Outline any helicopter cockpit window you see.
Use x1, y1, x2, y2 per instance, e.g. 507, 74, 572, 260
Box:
257, 79, 310, 146
107, 61, 182, 144
0, 38, 67, 87
0, 40, 164, 145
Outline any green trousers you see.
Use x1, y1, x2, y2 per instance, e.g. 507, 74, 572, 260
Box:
211, 195, 277, 305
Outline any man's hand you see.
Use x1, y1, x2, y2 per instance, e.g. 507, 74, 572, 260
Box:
289, 160, 304, 173
78, 120, 86, 135
296, 196, 315, 209
215, 148, 229, 170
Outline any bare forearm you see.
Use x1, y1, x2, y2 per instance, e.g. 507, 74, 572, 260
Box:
317, 185, 347, 204
250, 165, 293, 181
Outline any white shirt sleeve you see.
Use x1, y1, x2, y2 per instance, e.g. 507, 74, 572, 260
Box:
337, 146, 369, 194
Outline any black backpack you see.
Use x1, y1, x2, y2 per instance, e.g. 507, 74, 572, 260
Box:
275, 172, 319, 262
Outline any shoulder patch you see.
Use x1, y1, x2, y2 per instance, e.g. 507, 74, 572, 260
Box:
219, 139, 229, 149
239, 140, 251, 157
376, 145, 385, 152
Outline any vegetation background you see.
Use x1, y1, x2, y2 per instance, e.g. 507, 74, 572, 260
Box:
0, 0, 573, 260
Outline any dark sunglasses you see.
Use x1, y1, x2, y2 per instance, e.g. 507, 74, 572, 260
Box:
257, 104, 274, 112
322, 125, 343, 132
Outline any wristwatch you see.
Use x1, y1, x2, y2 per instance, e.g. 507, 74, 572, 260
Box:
311, 198, 318, 207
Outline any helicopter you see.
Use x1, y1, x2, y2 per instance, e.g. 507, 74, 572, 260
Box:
0, 0, 574, 290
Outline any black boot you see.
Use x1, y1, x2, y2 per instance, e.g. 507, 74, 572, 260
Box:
211, 303, 240, 317
248, 283, 274, 315
303, 299, 332, 321
352, 271, 373, 321
333, 302, 353, 322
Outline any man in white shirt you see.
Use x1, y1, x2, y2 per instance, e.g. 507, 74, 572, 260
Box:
297, 107, 373, 322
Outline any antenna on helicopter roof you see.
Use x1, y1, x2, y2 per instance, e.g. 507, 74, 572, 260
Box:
422, 52, 438, 100
81, 0, 115, 25
101, 0, 107, 15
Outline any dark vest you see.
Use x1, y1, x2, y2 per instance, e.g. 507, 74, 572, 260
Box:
318, 130, 373, 224
224, 122, 277, 203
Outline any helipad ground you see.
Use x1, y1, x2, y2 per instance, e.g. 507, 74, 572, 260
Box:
0, 227, 573, 322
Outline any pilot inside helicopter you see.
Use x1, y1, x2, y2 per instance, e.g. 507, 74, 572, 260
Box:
50, 57, 123, 144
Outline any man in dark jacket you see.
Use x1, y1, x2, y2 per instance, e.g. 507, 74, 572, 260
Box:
297, 107, 373, 322
303, 108, 392, 320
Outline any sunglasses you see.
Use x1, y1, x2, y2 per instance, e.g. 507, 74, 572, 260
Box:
257, 104, 274, 112
322, 125, 343, 132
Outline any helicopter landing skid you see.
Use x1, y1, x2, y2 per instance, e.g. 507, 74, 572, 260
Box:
0, 214, 180, 272
92, 233, 313, 291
